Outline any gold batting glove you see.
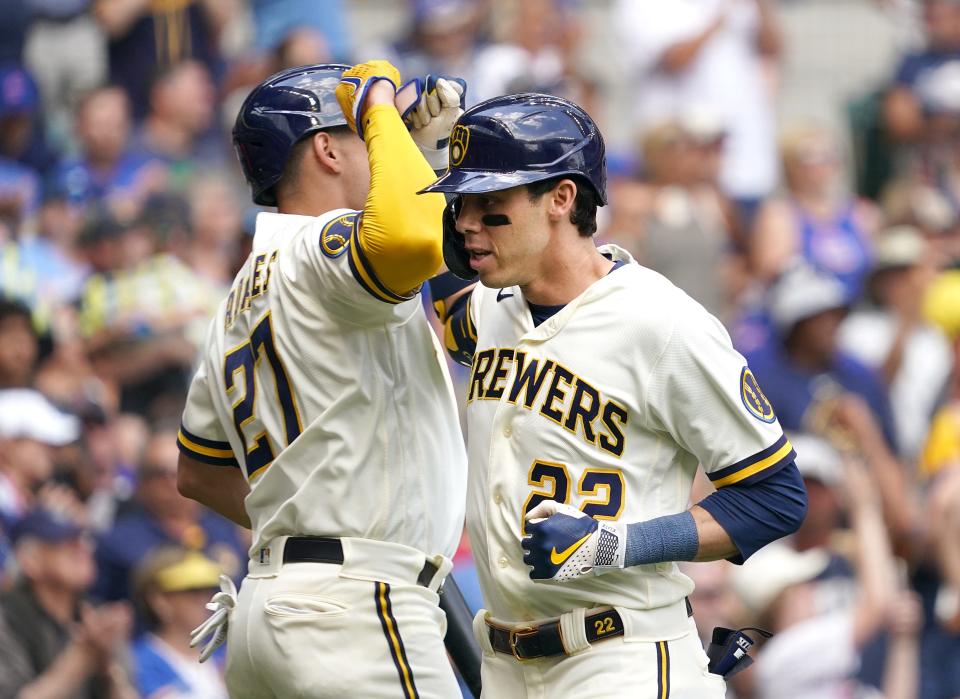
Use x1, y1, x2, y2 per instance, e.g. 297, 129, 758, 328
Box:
336, 59, 402, 140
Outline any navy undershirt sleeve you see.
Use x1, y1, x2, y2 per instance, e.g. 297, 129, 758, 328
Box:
697, 461, 807, 564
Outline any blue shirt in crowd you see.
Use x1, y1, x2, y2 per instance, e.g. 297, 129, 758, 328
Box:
93, 506, 246, 604
746, 343, 898, 451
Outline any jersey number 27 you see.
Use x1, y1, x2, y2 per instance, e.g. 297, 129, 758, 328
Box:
224, 312, 302, 480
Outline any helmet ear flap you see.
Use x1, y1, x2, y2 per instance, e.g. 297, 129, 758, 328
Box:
442, 197, 477, 281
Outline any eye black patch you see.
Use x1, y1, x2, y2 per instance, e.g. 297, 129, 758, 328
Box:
481, 214, 511, 226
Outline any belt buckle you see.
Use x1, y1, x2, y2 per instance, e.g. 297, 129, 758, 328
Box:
508, 625, 537, 661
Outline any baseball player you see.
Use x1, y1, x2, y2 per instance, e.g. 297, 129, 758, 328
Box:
421, 94, 808, 698
175, 61, 469, 698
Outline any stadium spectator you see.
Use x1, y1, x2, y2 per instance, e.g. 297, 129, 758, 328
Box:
29, 182, 90, 295
883, 0, 960, 146
0, 389, 81, 525
184, 175, 243, 288
838, 226, 951, 460
93, 0, 226, 120
76, 205, 217, 419
920, 270, 960, 632
0, 63, 58, 179
746, 263, 899, 450
0, 507, 137, 699
615, 0, 782, 218
54, 86, 164, 218
93, 427, 245, 606
387, 0, 490, 104
0, 298, 38, 389
620, 119, 739, 320
130, 61, 224, 191
880, 177, 960, 264
250, 0, 351, 62
0, 0, 33, 64
0, 66, 45, 241
130, 547, 228, 698
734, 451, 921, 699
752, 126, 882, 300
923, 136, 960, 259
23, 0, 106, 136
468, 0, 595, 109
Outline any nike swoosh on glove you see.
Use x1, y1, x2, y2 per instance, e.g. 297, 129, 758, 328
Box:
522, 500, 627, 581
189, 575, 238, 662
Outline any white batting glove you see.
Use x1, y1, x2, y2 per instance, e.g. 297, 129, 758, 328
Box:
399, 75, 466, 171
522, 501, 627, 582
189, 575, 237, 663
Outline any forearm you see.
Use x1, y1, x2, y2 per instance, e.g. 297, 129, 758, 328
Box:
624, 463, 807, 567
659, 19, 723, 73
104, 661, 139, 699
850, 496, 898, 644
358, 105, 447, 294
623, 506, 735, 567
92, 0, 150, 37
188, 478, 250, 528
177, 456, 251, 528
90, 335, 193, 384
859, 434, 918, 548
690, 505, 739, 560
880, 320, 911, 385
882, 634, 919, 699
755, 0, 782, 57
17, 642, 97, 699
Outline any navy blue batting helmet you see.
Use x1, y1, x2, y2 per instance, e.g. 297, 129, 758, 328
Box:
233, 63, 351, 206
420, 93, 607, 204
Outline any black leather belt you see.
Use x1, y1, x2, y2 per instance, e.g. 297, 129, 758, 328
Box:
282, 537, 439, 588
488, 599, 694, 661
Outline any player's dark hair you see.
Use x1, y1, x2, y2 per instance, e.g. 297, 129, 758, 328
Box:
275, 126, 355, 204
525, 176, 599, 237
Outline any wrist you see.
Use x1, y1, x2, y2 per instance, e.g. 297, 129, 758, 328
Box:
360, 80, 397, 119
66, 638, 102, 675
418, 144, 448, 172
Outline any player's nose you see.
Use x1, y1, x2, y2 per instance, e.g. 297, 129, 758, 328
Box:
456, 198, 482, 235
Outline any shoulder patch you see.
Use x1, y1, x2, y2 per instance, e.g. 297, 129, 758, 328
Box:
740, 366, 776, 423
319, 213, 356, 258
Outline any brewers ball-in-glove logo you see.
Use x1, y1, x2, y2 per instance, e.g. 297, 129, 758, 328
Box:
740, 367, 776, 423
320, 213, 355, 258
450, 124, 470, 167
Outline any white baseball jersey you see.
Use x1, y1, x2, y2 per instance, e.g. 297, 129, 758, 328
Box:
178, 210, 467, 559
460, 244, 794, 621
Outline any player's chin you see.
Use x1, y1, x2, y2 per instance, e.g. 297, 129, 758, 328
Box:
476, 262, 514, 288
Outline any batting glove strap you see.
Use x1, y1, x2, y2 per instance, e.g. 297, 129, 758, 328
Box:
593, 521, 628, 573
335, 60, 401, 140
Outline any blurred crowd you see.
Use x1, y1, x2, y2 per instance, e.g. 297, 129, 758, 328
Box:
0, 0, 959, 697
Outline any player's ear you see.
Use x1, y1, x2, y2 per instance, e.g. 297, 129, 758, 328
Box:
546, 179, 577, 222
310, 131, 344, 175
